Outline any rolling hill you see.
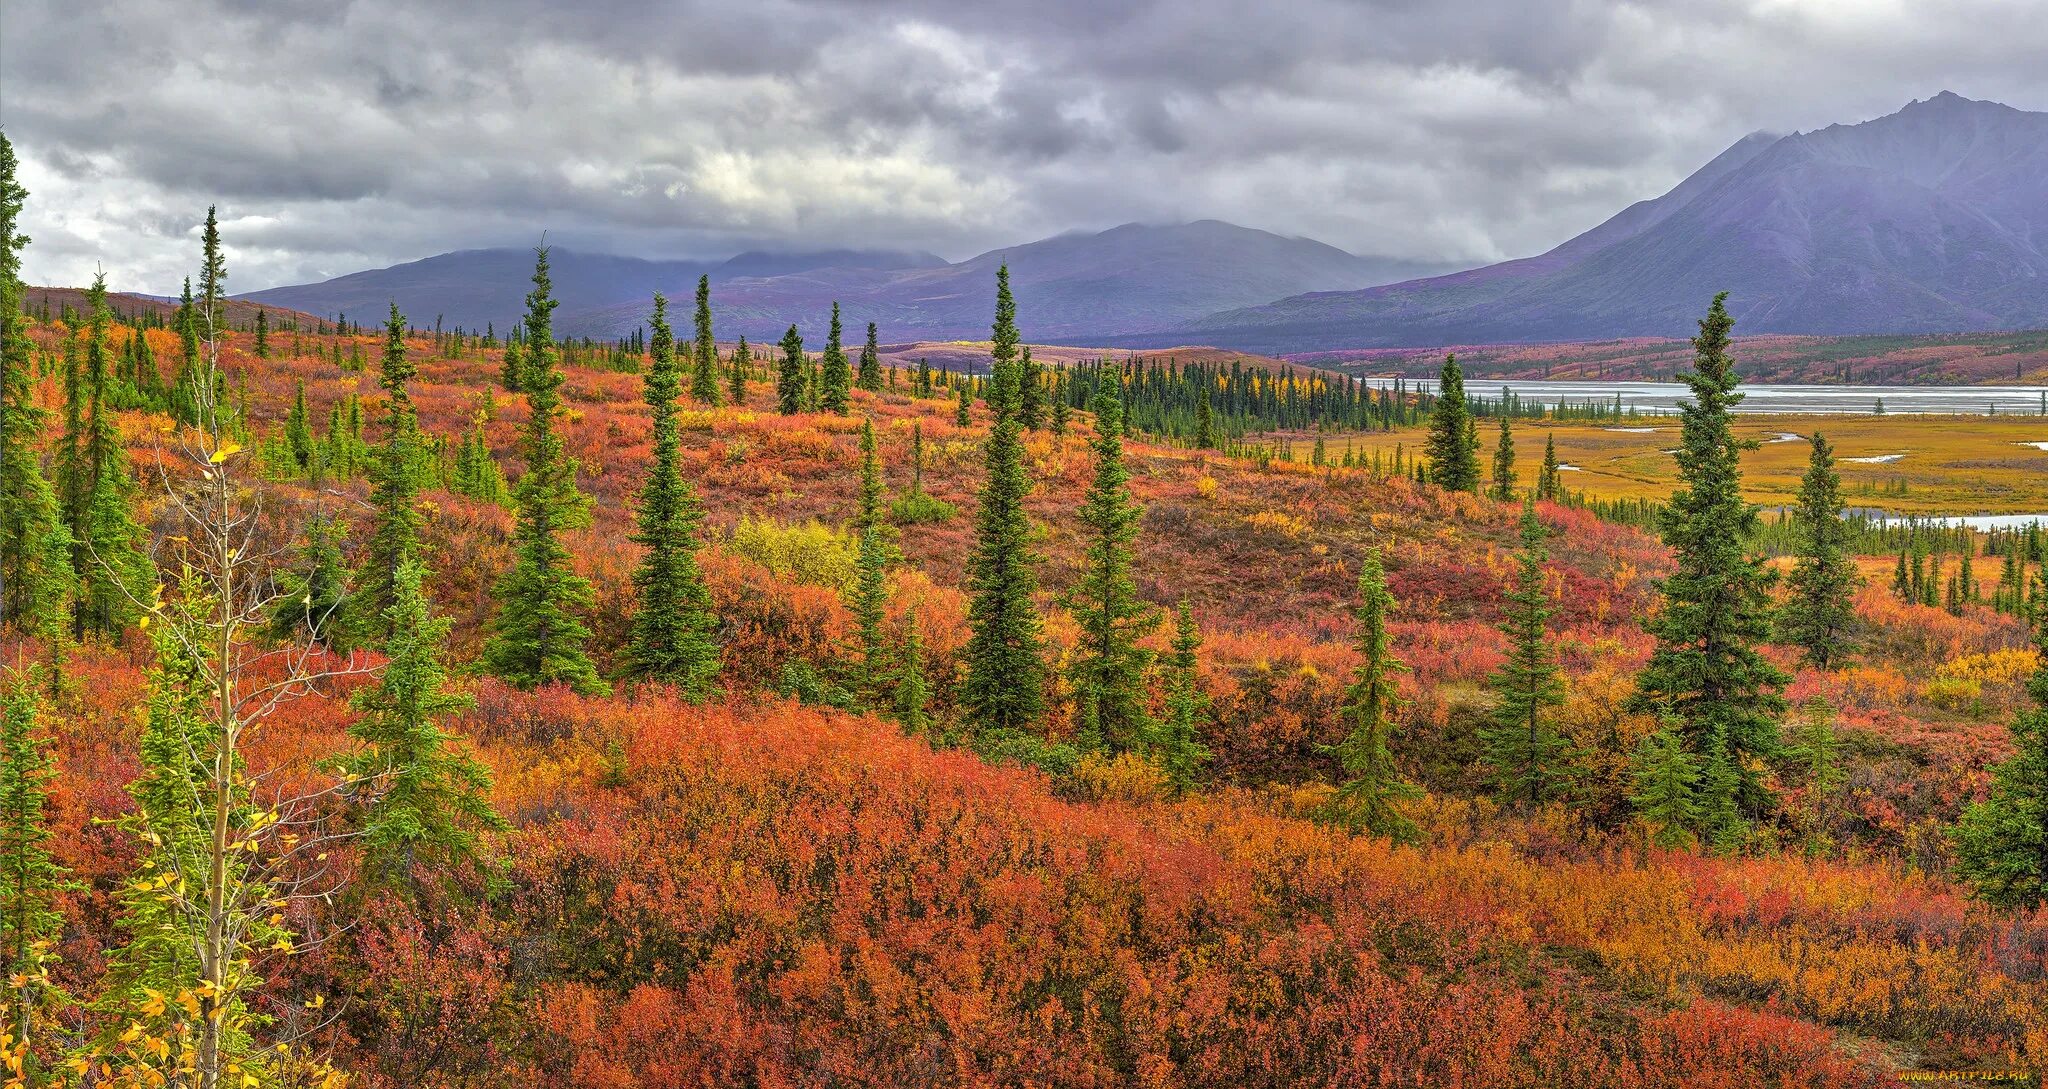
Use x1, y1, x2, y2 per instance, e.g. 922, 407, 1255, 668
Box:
1147, 92, 2048, 352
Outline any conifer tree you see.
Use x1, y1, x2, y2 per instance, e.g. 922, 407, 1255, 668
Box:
1068, 383, 1155, 753
1631, 722, 1703, 849
961, 265, 1044, 738
1482, 502, 1570, 807
894, 612, 929, 735
1050, 372, 1071, 435
343, 558, 506, 886
820, 302, 851, 414
727, 335, 749, 406
623, 293, 720, 696
0, 675, 73, 1067
0, 132, 72, 636
452, 410, 508, 505
1424, 354, 1478, 492
857, 320, 882, 392
1326, 550, 1422, 842
1778, 432, 1859, 668
65, 275, 154, 639
271, 510, 346, 644
1017, 347, 1044, 430
1537, 434, 1561, 501
1194, 385, 1216, 450
500, 339, 523, 392
252, 306, 269, 358
955, 382, 972, 427
283, 380, 316, 474
482, 249, 607, 694
1951, 619, 2048, 908
776, 325, 805, 414
1158, 600, 1214, 794
1490, 417, 1517, 500
348, 302, 427, 643
689, 274, 721, 405
850, 419, 891, 703
1631, 293, 1787, 842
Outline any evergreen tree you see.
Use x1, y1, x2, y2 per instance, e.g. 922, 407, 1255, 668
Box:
623, 293, 721, 696
271, 510, 346, 644
1489, 417, 1517, 500
343, 558, 507, 887
0, 675, 73, 1067
1951, 620, 2048, 908
689, 274, 721, 405
955, 382, 972, 427
1424, 354, 1478, 492
961, 265, 1044, 738
482, 249, 607, 695
1050, 372, 1071, 435
1157, 600, 1214, 794
1631, 294, 1788, 842
1537, 434, 1561, 501
500, 339, 523, 392
451, 410, 508, 505
1326, 550, 1422, 842
820, 302, 851, 414
1067, 383, 1155, 753
1017, 347, 1044, 430
0, 131, 73, 636
66, 275, 153, 638
727, 335, 749, 406
349, 302, 428, 642
1778, 432, 1859, 668
856, 320, 882, 392
776, 325, 805, 415
849, 419, 891, 703
1194, 385, 1216, 449
283, 380, 316, 474
1631, 722, 1703, 850
1482, 502, 1570, 807
252, 306, 269, 358
894, 612, 929, 735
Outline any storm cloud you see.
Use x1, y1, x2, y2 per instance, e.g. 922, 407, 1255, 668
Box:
5, 0, 2045, 293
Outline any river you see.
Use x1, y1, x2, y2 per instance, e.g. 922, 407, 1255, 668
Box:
1400, 379, 2048, 416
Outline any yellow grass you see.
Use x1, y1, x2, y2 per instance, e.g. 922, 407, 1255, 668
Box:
1316, 413, 2048, 514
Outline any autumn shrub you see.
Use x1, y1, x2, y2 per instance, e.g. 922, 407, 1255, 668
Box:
725, 516, 858, 589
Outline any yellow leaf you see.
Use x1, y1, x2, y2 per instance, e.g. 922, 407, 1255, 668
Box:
210, 441, 243, 463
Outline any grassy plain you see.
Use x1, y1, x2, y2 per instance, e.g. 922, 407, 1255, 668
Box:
1315, 412, 2048, 514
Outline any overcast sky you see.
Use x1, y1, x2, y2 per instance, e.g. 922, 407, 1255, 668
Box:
4, 0, 2045, 295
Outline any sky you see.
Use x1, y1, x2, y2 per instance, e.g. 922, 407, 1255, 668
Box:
4, 0, 2046, 296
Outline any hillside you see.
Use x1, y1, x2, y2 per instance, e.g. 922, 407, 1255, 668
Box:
1155, 93, 2048, 352
1295, 327, 2048, 384
237, 221, 1452, 343
8, 292, 2048, 1084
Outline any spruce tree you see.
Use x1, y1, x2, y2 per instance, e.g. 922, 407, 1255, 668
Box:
343, 558, 507, 887
1482, 502, 1570, 807
894, 611, 929, 735
1778, 432, 1859, 668
349, 302, 427, 642
1537, 434, 1561, 501
961, 265, 1044, 738
1017, 347, 1044, 430
776, 325, 805, 415
283, 380, 316, 474
727, 335, 749, 406
252, 306, 269, 358
857, 320, 882, 392
482, 249, 606, 695
1951, 619, 2048, 908
1424, 354, 1478, 492
0, 675, 73, 1066
1631, 722, 1703, 850
0, 132, 72, 636
623, 293, 721, 696
452, 410, 508, 505
820, 302, 850, 414
500, 339, 524, 392
271, 510, 346, 644
849, 419, 891, 703
1489, 417, 1517, 500
955, 382, 972, 427
689, 274, 721, 405
1067, 383, 1155, 753
1326, 550, 1422, 842
1194, 385, 1216, 449
1158, 600, 1214, 794
1631, 294, 1787, 842
67, 275, 153, 638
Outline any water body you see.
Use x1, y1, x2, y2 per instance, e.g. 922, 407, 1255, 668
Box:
1403, 379, 2048, 416
1848, 509, 2048, 532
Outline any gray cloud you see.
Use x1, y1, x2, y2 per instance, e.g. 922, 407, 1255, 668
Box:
3, 0, 2045, 294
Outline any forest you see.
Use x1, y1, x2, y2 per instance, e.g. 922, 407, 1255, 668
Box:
1, 131, 2046, 1088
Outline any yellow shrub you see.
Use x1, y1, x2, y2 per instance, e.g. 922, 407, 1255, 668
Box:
1069, 752, 1173, 804
726, 517, 858, 590
1244, 509, 1309, 539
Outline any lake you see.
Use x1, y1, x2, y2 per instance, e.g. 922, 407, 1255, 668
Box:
1401, 379, 2048, 416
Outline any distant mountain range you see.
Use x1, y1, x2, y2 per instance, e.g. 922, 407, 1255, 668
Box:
241, 221, 1449, 343
238, 92, 2045, 351
1141, 92, 2048, 352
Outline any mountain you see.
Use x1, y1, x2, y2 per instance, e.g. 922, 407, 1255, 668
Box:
239, 246, 945, 332
240, 221, 1450, 342
1148, 92, 2048, 353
